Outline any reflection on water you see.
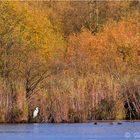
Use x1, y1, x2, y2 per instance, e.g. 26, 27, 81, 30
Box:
0, 122, 140, 140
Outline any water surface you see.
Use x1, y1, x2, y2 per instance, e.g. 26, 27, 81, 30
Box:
0, 122, 140, 140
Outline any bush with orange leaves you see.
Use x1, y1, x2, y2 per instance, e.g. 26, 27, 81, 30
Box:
61, 16, 140, 121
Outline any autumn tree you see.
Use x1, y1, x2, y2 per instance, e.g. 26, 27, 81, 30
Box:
0, 1, 64, 122
0, 1, 140, 123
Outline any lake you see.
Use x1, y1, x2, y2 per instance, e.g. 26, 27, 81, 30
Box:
0, 122, 140, 140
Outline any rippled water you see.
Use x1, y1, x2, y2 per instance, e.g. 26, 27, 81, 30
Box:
0, 122, 140, 140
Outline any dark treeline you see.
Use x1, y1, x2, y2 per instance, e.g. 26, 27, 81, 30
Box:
0, 1, 140, 123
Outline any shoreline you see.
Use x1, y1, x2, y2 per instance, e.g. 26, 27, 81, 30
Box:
0, 120, 140, 124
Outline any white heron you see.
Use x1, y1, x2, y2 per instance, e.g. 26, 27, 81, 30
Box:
33, 107, 39, 118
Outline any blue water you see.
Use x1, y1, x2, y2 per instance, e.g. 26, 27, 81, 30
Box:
0, 122, 140, 140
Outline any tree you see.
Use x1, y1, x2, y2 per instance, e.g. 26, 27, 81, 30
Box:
0, 1, 64, 96
0, 1, 65, 122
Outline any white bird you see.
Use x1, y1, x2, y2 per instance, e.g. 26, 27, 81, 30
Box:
33, 107, 39, 118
